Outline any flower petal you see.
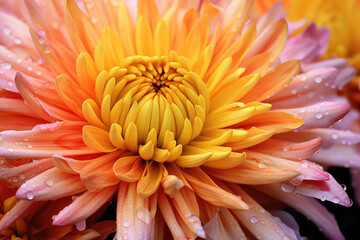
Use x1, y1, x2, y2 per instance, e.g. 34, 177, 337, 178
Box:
53, 186, 117, 226
0, 121, 96, 158
137, 162, 163, 198
16, 167, 86, 200
182, 167, 249, 210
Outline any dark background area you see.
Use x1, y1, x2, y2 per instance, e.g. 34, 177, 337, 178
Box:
104, 167, 360, 240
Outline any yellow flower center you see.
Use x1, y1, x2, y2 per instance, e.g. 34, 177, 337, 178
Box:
82, 53, 210, 163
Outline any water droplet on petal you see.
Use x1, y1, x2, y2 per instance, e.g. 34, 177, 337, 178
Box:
122, 220, 130, 227
250, 216, 259, 224
27, 144, 32, 148
43, 46, 51, 54
38, 38, 45, 45
75, 219, 86, 231
136, 207, 151, 224
19, 174, 25, 180
300, 162, 309, 168
14, 38, 21, 45
283, 146, 291, 152
7, 81, 14, 87
280, 183, 295, 193
341, 184, 347, 191
315, 112, 323, 119
320, 195, 326, 201
91, 17, 98, 24
3, 26, 12, 35
26, 191, 34, 200
314, 75, 322, 83
259, 208, 265, 213
331, 133, 339, 140
45, 179, 53, 186
290, 89, 297, 94
258, 163, 267, 169
332, 197, 340, 204
1, 62, 11, 70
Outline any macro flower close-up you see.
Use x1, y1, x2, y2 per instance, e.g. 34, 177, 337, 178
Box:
0, 0, 359, 239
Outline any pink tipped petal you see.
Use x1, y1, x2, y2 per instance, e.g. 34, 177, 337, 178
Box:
283, 102, 349, 130
250, 138, 322, 161
269, 67, 338, 109
0, 200, 44, 231
309, 144, 360, 168
0, 121, 97, 158
256, 185, 345, 240
351, 169, 360, 206
303, 58, 349, 72
334, 67, 356, 90
53, 186, 117, 226
53, 154, 91, 174
16, 167, 86, 200
246, 151, 329, 183
0, 158, 54, 186
290, 174, 351, 207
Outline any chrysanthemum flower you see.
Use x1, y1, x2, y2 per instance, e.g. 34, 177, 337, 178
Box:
0, 0, 355, 239
0, 179, 115, 240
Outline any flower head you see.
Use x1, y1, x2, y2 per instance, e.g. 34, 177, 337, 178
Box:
0, 0, 356, 239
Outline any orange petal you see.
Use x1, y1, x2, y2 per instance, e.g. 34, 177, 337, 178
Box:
16, 167, 86, 201
53, 186, 117, 226
113, 156, 145, 182
80, 151, 124, 192
116, 182, 154, 239
137, 162, 163, 198
182, 167, 249, 210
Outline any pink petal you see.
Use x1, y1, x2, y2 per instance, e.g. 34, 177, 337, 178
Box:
0, 158, 54, 187
246, 151, 330, 183
334, 67, 356, 90
53, 186, 117, 226
282, 102, 349, 131
351, 169, 360, 206
249, 138, 322, 161
303, 58, 349, 72
282, 174, 351, 206
255, 185, 345, 240
270, 210, 303, 240
269, 67, 339, 108
0, 121, 97, 158
309, 144, 360, 168
16, 167, 86, 200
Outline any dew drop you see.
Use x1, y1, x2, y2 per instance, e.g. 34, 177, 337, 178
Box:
300, 162, 309, 168
290, 88, 297, 94
314, 75, 322, 83
301, 75, 307, 81
283, 146, 291, 152
91, 17, 98, 24
320, 195, 326, 201
38, 38, 45, 45
3, 26, 11, 35
27, 144, 32, 148
250, 216, 259, 224
280, 183, 295, 193
26, 191, 34, 200
259, 208, 265, 213
19, 174, 25, 180
50, 21, 59, 29
1, 62, 11, 70
122, 220, 130, 228
332, 197, 340, 204
7, 81, 14, 87
136, 207, 151, 224
331, 133, 339, 140
75, 219, 86, 231
315, 112, 323, 119
258, 163, 267, 169
14, 38, 21, 45
341, 184, 347, 191
188, 214, 199, 223
45, 179, 53, 186
43, 46, 51, 54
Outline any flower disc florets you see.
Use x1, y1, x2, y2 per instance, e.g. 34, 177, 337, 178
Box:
82, 53, 209, 163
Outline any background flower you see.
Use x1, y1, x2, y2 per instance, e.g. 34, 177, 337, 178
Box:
0, 0, 357, 239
